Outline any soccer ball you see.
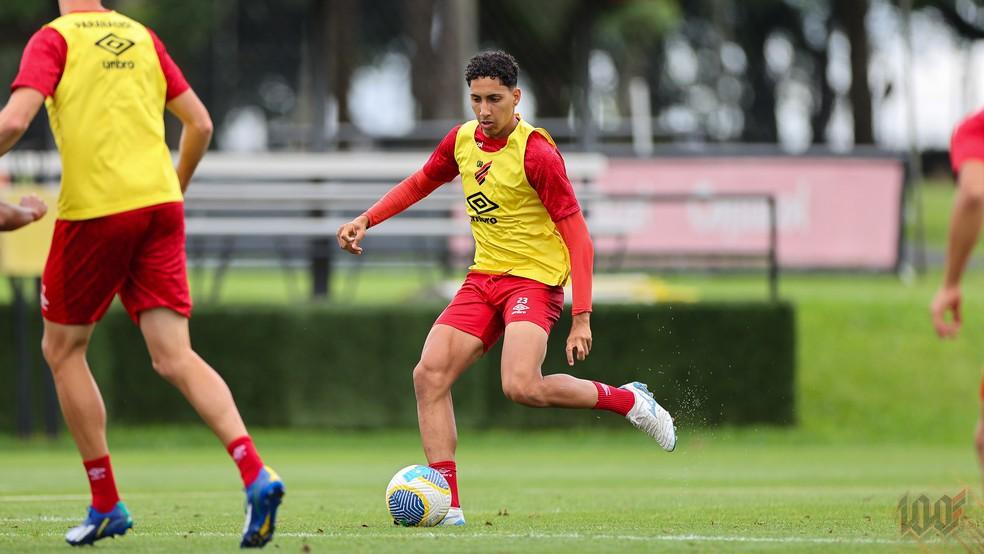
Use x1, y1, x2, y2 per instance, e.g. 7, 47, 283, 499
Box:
385, 464, 451, 527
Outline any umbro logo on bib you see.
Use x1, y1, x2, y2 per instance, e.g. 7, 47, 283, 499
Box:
95, 33, 135, 56
466, 192, 499, 215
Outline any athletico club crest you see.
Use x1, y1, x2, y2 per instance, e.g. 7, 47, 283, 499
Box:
466, 192, 499, 214
95, 33, 135, 56
474, 160, 492, 185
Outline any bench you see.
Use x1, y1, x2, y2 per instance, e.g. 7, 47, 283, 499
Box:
1, 151, 779, 301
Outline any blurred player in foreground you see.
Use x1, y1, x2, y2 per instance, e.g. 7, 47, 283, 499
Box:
932, 110, 984, 478
0, 195, 47, 230
337, 50, 676, 526
2, 0, 283, 547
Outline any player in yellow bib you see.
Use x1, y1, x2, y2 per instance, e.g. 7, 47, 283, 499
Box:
337, 50, 677, 526
1, 1, 283, 547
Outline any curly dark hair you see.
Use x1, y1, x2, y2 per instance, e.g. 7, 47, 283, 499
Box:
464, 50, 519, 88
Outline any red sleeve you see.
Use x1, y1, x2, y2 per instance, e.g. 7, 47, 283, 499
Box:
556, 212, 593, 315
146, 28, 190, 101
525, 132, 580, 221
10, 27, 67, 97
363, 170, 444, 227
422, 125, 463, 182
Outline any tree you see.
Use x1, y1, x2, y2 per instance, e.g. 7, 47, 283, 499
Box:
596, 0, 681, 138
0, 1, 59, 75
832, 0, 874, 144
917, 0, 984, 40
404, 0, 470, 121
319, 0, 359, 128
0, 2, 59, 149
477, 0, 585, 119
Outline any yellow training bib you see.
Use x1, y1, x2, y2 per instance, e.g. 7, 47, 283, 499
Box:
453, 118, 570, 286
45, 11, 182, 220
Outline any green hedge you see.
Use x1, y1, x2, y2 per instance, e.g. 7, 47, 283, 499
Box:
1, 302, 795, 431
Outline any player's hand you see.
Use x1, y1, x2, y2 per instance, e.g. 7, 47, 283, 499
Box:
566, 312, 592, 366
336, 215, 368, 255
931, 285, 962, 339
19, 194, 47, 221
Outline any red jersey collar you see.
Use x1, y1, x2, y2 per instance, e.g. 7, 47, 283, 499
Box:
474, 115, 521, 150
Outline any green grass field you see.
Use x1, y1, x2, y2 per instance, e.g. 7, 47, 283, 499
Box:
0, 428, 979, 553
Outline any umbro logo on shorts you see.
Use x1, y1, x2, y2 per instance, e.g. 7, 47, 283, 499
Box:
511, 297, 530, 315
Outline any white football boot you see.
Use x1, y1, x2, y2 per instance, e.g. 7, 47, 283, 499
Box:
438, 507, 466, 526
621, 382, 676, 451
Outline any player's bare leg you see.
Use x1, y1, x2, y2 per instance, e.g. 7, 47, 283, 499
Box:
42, 321, 106, 458
139, 307, 283, 548
412, 323, 483, 524
139, 308, 247, 443
500, 321, 676, 451
43, 321, 133, 545
499, 321, 597, 407
413, 324, 484, 462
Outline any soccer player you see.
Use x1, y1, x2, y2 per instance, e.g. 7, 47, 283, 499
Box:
3, 1, 284, 547
932, 110, 984, 477
337, 50, 676, 526
0, 195, 47, 230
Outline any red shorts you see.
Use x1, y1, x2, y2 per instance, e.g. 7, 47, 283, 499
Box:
42, 202, 191, 325
950, 111, 984, 174
434, 272, 565, 352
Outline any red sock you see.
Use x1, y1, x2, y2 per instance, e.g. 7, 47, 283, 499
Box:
83, 455, 120, 513
430, 460, 460, 508
592, 381, 635, 416
227, 435, 264, 487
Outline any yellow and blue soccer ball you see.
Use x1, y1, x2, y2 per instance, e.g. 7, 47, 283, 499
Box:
385, 465, 451, 526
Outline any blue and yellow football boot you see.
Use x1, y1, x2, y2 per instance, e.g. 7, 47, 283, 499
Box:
64, 502, 133, 546
240, 466, 285, 548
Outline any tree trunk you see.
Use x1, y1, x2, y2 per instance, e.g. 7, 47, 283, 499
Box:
739, 31, 778, 143
834, 0, 873, 144
477, 0, 577, 119
810, 15, 835, 145
326, 0, 358, 125
406, 0, 462, 121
